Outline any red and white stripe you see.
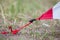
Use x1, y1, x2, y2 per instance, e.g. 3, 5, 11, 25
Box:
37, 2, 60, 20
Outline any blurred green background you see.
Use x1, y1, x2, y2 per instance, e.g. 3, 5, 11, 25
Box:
0, 0, 60, 40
